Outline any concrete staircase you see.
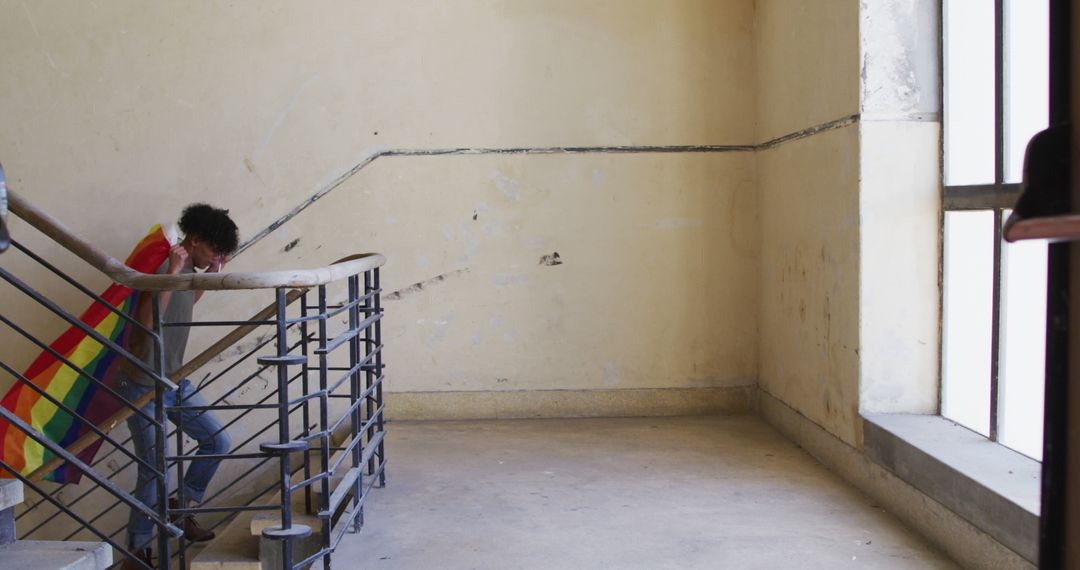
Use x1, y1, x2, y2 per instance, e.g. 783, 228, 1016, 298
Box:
0, 480, 113, 570
191, 447, 363, 570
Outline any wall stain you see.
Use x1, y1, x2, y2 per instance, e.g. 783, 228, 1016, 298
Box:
283, 238, 300, 253
539, 252, 563, 266
385, 268, 470, 301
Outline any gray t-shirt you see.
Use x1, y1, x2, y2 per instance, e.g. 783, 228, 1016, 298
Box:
122, 264, 195, 387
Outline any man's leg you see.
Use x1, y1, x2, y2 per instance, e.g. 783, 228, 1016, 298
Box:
120, 380, 161, 552
167, 379, 230, 537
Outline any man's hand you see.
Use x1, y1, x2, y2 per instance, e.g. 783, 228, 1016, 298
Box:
206, 255, 227, 274
167, 244, 189, 275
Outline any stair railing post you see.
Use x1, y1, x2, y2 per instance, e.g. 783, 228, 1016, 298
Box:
317, 284, 331, 569
373, 267, 386, 487
151, 294, 173, 569
275, 287, 294, 568
363, 270, 375, 479
300, 291, 312, 517
174, 309, 189, 570
348, 274, 364, 533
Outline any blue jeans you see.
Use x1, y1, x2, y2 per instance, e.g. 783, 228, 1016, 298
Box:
119, 378, 231, 549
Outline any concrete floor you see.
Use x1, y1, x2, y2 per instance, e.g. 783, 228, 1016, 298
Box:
333, 415, 957, 569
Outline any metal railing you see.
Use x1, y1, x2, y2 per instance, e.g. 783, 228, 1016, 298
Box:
0, 183, 387, 569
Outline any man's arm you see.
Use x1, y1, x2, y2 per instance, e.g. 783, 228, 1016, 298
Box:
133, 244, 188, 330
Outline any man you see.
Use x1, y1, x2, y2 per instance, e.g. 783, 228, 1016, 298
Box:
119, 203, 238, 568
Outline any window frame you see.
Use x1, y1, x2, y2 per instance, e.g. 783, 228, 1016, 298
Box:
941, 0, 1031, 443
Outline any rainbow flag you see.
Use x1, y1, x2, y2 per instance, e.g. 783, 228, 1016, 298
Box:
0, 224, 176, 483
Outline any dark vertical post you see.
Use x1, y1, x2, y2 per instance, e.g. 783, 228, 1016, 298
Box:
317, 285, 331, 570
1040, 0, 1071, 566
151, 294, 171, 569
274, 287, 294, 569
374, 267, 386, 487
363, 270, 375, 477
174, 308, 188, 570
348, 274, 364, 532
300, 291, 312, 516
988, 0, 1006, 442
991, 208, 1004, 440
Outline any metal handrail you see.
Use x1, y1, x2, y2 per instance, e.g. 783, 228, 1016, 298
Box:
7, 190, 385, 290
4, 185, 387, 570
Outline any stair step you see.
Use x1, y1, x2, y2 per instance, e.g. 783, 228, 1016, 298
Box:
0, 480, 24, 511
0, 540, 111, 570
317, 468, 360, 520
189, 511, 260, 570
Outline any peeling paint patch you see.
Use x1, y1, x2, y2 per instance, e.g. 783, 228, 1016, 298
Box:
493, 274, 529, 288
457, 225, 481, 263
539, 252, 563, 266
492, 171, 521, 202
603, 362, 619, 386
254, 73, 320, 160
429, 316, 453, 343
653, 218, 704, 230
483, 220, 505, 237
283, 238, 300, 253
385, 268, 470, 301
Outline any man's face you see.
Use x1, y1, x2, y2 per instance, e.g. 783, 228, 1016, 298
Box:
189, 237, 223, 270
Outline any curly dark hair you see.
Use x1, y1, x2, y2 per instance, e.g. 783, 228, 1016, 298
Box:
179, 203, 239, 255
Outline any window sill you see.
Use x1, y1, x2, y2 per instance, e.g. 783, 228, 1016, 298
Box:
862, 413, 1040, 563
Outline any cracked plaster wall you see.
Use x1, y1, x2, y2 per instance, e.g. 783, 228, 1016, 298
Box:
0, 0, 760, 539
754, 0, 863, 445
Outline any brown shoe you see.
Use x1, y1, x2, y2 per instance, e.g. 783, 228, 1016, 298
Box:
119, 547, 151, 570
168, 498, 216, 542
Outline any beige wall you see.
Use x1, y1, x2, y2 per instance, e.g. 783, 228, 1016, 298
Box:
1, 0, 758, 397
0, 0, 949, 546
754, 0, 859, 142
754, 0, 863, 445
0, 0, 760, 539
755, 0, 941, 446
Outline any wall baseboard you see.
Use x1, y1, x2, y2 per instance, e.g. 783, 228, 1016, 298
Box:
385, 385, 754, 421
756, 389, 1033, 570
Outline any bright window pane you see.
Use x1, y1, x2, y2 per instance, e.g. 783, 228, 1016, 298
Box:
1005, 0, 1050, 182
944, 0, 996, 186
999, 213, 1047, 460
942, 211, 994, 436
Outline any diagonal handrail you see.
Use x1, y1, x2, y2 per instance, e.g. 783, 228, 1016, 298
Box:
7, 190, 384, 290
